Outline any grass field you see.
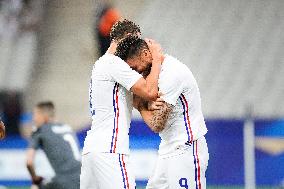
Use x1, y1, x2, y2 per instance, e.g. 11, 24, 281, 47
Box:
5, 187, 281, 189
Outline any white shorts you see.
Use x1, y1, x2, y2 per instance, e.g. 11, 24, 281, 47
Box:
80, 152, 136, 189
146, 136, 209, 189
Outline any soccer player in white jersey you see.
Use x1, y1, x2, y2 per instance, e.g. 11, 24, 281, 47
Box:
80, 20, 163, 189
115, 35, 209, 189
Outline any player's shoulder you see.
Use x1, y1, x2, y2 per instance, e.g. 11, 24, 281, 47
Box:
50, 123, 73, 134
31, 126, 42, 138
94, 53, 109, 66
161, 55, 188, 79
163, 55, 187, 71
96, 53, 123, 65
93, 53, 127, 75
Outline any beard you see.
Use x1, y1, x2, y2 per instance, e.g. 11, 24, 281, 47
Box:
142, 64, 152, 78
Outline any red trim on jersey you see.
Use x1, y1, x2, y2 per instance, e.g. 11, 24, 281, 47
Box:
113, 85, 120, 153
122, 154, 130, 189
196, 141, 202, 189
181, 94, 194, 143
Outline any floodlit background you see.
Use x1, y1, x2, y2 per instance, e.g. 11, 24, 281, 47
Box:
0, 0, 284, 188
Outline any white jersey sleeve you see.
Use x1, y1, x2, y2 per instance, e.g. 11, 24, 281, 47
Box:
107, 55, 142, 91
159, 70, 184, 106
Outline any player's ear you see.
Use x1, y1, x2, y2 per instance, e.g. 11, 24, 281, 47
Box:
141, 49, 151, 58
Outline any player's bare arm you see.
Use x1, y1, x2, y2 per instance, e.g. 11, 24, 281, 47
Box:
148, 101, 173, 133
26, 148, 43, 185
134, 96, 173, 133
131, 39, 162, 101
0, 121, 6, 140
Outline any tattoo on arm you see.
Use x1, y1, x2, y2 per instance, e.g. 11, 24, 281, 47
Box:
149, 102, 173, 133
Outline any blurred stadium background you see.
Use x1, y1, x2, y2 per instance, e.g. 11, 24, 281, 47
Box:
0, 0, 284, 188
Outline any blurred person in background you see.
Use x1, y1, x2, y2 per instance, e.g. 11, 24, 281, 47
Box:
116, 35, 209, 189
94, 2, 121, 56
0, 0, 41, 37
0, 0, 42, 136
0, 0, 22, 40
81, 19, 162, 189
26, 101, 80, 189
0, 119, 6, 140
0, 91, 22, 135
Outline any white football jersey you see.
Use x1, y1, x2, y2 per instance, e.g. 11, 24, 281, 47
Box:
158, 55, 208, 155
83, 53, 142, 155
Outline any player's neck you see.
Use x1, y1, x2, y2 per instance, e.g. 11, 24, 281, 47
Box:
40, 119, 55, 127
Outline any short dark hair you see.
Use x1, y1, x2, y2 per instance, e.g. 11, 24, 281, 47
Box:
36, 101, 55, 117
110, 19, 141, 42
115, 35, 148, 61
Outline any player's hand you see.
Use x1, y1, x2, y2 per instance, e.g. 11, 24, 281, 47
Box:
148, 98, 165, 111
145, 38, 163, 65
32, 176, 43, 185
0, 121, 6, 140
